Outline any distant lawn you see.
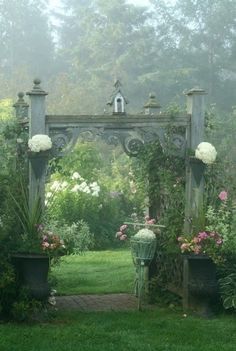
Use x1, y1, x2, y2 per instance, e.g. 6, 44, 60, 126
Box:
1, 309, 236, 351
52, 249, 134, 295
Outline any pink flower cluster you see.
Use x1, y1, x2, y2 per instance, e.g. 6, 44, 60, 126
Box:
37, 225, 65, 252
145, 216, 156, 225
116, 224, 128, 241
116, 216, 157, 241
178, 231, 223, 255
218, 191, 228, 201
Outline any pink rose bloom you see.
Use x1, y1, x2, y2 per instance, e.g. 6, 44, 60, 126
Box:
42, 242, 50, 249
193, 237, 200, 244
218, 191, 228, 201
116, 231, 123, 238
120, 224, 128, 232
120, 234, 127, 241
146, 219, 156, 224
216, 239, 223, 245
193, 245, 202, 254
209, 232, 216, 238
180, 243, 191, 251
198, 232, 208, 240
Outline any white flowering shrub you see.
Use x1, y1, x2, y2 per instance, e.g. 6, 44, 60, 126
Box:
195, 142, 217, 164
28, 134, 52, 152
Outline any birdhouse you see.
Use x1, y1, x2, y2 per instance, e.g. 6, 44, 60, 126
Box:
107, 80, 128, 115
144, 93, 161, 115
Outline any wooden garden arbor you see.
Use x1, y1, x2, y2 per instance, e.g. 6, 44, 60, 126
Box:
14, 78, 206, 239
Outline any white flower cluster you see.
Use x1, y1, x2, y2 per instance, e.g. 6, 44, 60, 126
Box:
28, 134, 52, 152
195, 142, 217, 165
51, 180, 68, 191
71, 180, 100, 196
46, 172, 101, 202
70, 172, 100, 196
133, 228, 156, 241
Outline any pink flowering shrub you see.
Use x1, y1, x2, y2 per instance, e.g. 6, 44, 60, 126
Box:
178, 190, 234, 262
178, 231, 223, 257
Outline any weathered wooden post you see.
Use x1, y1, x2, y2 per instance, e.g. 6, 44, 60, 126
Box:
13, 92, 29, 121
183, 88, 206, 311
26, 79, 48, 210
184, 88, 206, 232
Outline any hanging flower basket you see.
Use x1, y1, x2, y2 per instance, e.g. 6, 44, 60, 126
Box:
189, 156, 206, 187
130, 228, 157, 262
130, 238, 157, 262
28, 151, 49, 179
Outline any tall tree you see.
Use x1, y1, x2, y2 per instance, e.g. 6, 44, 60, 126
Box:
150, 0, 236, 109
50, 0, 157, 114
0, 0, 55, 90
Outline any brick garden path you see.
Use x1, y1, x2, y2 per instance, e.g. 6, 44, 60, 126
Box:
56, 293, 140, 312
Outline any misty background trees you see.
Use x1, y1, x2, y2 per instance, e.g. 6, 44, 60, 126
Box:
0, 0, 235, 113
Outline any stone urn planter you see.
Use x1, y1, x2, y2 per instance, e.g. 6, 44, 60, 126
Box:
182, 254, 218, 316
12, 253, 50, 300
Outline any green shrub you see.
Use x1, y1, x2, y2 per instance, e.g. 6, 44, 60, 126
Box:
0, 257, 17, 319
47, 220, 94, 255
219, 273, 236, 310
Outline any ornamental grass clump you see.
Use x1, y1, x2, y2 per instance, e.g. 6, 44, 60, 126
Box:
11, 183, 65, 259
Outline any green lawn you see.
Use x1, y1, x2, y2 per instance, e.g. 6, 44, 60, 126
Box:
52, 249, 134, 295
1, 309, 236, 351
1, 250, 236, 350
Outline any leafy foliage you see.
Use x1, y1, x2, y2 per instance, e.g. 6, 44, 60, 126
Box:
47, 141, 142, 248
47, 220, 94, 255
219, 273, 236, 310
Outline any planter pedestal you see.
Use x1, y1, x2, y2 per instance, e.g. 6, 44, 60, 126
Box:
12, 253, 50, 300
183, 255, 218, 316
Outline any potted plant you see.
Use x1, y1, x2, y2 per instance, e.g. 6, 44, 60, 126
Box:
11, 182, 65, 300
11, 134, 65, 300
178, 190, 233, 315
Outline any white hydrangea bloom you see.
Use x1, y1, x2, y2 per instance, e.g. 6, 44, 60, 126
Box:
78, 181, 88, 191
90, 182, 100, 196
50, 181, 61, 191
133, 228, 156, 241
83, 186, 91, 194
61, 181, 68, 189
71, 184, 80, 192
91, 190, 99, 197
71, 172, 80, 180
46, 192, 52, 199
28, 134, 52, 152
195, 142, 217, 164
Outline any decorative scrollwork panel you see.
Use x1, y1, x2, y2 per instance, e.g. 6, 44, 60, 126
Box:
49, 125, 187, 158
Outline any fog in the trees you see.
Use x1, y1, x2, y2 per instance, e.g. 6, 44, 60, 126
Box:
0, 0, 235, 113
